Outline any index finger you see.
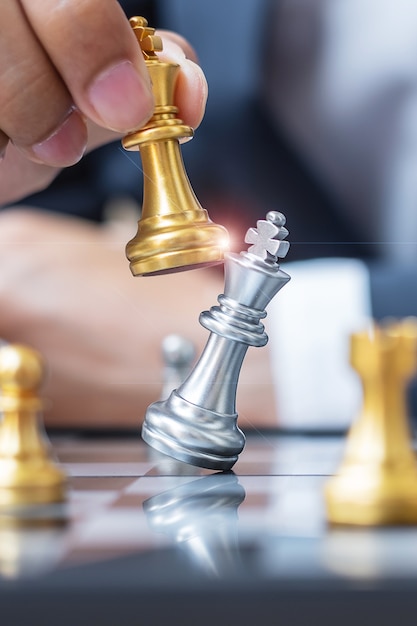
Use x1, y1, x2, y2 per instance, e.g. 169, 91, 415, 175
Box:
158, 34, 208, 130
21, 0, 154, 133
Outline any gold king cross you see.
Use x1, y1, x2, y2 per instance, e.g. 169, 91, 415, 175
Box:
129, 16, 163, 60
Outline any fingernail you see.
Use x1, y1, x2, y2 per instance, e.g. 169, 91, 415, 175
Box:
87, 61, 153, 132
31, 109, 87, 166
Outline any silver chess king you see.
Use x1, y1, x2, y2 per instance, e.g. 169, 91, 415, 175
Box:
142, 211, 291, 470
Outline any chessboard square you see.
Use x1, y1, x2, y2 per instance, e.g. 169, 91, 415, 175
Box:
63, 461, 155, 477
71, 509, 163, 549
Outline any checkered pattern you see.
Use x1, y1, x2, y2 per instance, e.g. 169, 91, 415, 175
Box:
38, 435, 344, 570
2, 434, 417, 586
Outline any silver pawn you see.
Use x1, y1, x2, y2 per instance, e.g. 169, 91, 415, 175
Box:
142, 212, 291, 470
160, 334, 195, 400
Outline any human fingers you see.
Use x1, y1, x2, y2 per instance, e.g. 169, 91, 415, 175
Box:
158, 31, 200, 64
0, 145, 58, 207
0, 0, 153, 167
0, 0, 82, 166
158, 33, 208, 129
0, 130, 9, 162
0, 121, 121, 207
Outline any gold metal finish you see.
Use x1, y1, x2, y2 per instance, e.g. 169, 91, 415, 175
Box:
0, 345, 66, 507
325, 318, 417, 526
123, 17, 229, 276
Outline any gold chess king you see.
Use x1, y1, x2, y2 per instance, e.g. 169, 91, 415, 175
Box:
122, 17, 229, 276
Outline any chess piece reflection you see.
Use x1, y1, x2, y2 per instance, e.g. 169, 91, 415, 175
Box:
325, 318, 417, 525
0, 344, 67, 509
122, 17, 229, 276
321, 529, 417, 580
143, 473, 245, 577
142, 211, 290, 470
0, 525, 67, 579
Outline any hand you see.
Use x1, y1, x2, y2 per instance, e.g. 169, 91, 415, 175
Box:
0, 208, 276, 429
0, 1, 207, 204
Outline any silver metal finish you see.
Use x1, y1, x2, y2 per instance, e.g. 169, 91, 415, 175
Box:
245, 211, 289, 261
142, 212, 291, 470
143, 473, 246, 577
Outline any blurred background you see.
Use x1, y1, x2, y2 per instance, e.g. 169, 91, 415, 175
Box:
15, 0, 417, 427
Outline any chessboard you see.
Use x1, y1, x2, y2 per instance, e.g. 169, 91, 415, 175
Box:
2, 431, 417, 626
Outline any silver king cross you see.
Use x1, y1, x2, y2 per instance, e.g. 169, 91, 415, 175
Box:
244, 211, 290, 261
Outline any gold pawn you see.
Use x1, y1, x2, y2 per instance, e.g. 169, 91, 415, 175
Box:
122, 16, 229, 276
325, 318, 417, 525
0, 344, 66, 507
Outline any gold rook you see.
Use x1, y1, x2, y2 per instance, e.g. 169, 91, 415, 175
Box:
325, 318, 417, 526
